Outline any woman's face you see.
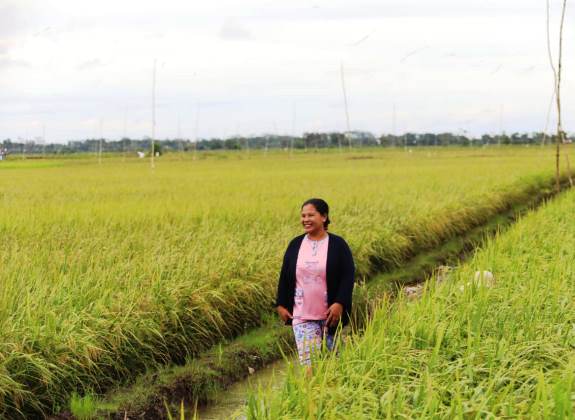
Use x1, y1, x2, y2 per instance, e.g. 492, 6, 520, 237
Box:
301, 204, 327, 235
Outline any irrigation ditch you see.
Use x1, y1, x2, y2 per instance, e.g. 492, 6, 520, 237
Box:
52, 175, 572, 420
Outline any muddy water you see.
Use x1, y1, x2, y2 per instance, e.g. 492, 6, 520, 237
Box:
197, 359, 289, 419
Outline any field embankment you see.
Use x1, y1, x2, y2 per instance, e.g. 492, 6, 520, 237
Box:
0, 147, 564, 417
250, 186, 575, 418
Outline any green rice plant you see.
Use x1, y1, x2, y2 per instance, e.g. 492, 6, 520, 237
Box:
69, 392, 97, 419
0, 147, 565, 416
164, 399, 197, 420
249, 187, 575, 418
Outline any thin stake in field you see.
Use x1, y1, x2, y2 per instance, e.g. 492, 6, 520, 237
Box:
290, 102, 296, 157
546, 0, 569, 190
122, 107, 128, 163
193, 104, 200, 161
177, 115, 185, 158
541, 89, 555, 147
98, 118, 103, 165
151, 59, 157, 170
42, 123, 46, 158
498, 104, 504, 147
392, 102, 397, 147
21, 133, 26, 159
340, 61, 352, 150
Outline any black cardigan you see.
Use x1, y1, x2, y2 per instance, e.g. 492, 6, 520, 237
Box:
275, 232, 355, 335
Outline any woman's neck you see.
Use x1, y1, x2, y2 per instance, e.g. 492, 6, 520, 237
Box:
307, 230, 328, 241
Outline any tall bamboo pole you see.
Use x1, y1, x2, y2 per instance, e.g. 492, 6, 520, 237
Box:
555, 0, 567, 191
547, 0, 568, 192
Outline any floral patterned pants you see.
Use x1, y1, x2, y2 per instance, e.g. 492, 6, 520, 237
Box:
292, 320, 335, 365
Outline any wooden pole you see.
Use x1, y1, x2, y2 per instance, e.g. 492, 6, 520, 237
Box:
42, 124, 46, 157
290, 102, 296, 157
340, 62, 352, 150
98, 118, 103, 165
151, 59, 157, 169
123, 107, 127, 163
193, 104, 199, 161
555, 0, 567, 191
547, 0, 568, 191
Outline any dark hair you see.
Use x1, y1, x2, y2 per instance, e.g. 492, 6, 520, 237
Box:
301, 198, 331, 230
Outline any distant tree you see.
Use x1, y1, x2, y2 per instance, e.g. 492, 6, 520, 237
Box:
152, 142, 162, 156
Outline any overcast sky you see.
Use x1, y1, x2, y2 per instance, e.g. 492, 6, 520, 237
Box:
0, 0, 573, 142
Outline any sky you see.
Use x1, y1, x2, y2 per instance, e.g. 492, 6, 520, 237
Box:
0, 0, 574, 142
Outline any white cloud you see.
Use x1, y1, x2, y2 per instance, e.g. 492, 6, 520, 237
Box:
0, 57, 31, 69
0, 1, 28, 38
76, 58, 105, 71
219, 18, 253, 40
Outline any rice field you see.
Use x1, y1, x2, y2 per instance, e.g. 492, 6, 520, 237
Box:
248, 182, 575, 418
0, 147, 564, 416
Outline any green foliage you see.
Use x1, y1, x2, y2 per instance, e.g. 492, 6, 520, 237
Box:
152, 142, 163, 156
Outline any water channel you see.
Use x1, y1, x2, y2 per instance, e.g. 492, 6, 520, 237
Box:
197, 359, 289, 419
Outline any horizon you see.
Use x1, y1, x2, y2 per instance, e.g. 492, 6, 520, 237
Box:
0, 129, 560, 150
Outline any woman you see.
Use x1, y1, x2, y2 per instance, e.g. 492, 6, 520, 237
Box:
275, 198, 355, 365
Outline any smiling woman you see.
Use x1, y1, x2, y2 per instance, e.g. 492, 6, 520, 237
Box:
275, 198, 355, 366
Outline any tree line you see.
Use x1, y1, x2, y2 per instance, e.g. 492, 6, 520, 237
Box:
0, 131, 569, 155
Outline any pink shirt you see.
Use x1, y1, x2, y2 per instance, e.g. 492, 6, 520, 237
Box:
292, 234, 329, 325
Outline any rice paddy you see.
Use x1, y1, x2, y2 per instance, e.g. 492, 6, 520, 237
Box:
248, 177, 575, 418
0, 147, 565, 417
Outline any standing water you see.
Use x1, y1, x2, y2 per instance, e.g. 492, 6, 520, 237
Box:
197, 359, 289, 419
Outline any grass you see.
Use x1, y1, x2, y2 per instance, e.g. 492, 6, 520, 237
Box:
248, 186, 575, 418
0, 146, 566, 416
69, 392, 98, 419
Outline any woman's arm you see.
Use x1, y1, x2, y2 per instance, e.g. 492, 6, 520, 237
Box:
335, 239, 355, 309
275, 247, 291, 309
275, 247, 294, 323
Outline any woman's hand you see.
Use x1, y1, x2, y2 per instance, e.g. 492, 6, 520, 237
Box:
277, 305, 293, 322
325, 303, 343, 327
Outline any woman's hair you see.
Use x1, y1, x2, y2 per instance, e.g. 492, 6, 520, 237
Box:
301, 198, 331, 230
